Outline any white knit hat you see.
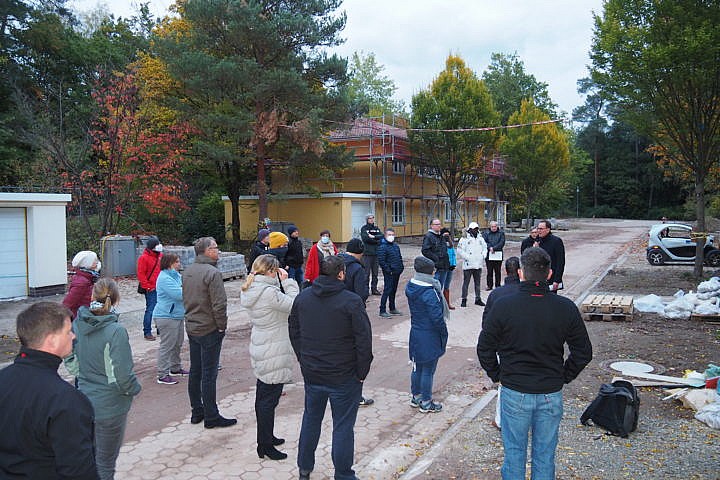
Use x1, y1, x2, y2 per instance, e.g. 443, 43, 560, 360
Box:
71, 250, 98, 268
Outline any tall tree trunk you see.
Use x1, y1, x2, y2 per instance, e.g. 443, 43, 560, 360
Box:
694, 171, 706, 278
256, 141, 267, 224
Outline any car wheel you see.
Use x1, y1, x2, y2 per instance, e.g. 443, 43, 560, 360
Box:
647, 250, 666, 265
705, 251, 720, 267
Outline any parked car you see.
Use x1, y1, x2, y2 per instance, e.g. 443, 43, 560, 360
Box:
646, 223, 720, 266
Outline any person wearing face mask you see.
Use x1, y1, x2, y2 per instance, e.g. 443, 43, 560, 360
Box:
137, 236, 163, 340
304, 230, 338, 285
457, 222, 487, 307
63, 250, 102, 319
377, 228, 404, 318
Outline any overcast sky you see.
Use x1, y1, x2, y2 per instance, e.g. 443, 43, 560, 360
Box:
69, 0, 606, 118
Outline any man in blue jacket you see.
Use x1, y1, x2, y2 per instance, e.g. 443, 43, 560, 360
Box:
289, 255, 373, 480
0, 302, 99, 480
477, 248, 592, 480
377, 227, 405, 318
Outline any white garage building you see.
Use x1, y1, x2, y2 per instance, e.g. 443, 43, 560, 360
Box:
0, 193, 71, 299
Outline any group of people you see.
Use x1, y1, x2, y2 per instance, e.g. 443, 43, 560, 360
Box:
0, 215, 588, 480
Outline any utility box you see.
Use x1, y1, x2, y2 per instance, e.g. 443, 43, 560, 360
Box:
101, 235, 138, 277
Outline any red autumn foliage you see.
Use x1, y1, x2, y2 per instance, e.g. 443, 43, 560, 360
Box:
81, 68, 193, 233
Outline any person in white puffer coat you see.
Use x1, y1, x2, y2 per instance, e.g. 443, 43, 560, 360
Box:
457, 222, 488, 307
241, 254, 299, 461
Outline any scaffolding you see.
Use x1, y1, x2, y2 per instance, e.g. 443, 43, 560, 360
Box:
328, 115, 507, 234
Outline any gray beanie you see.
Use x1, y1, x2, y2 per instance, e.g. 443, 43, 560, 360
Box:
414, 256, 435, 274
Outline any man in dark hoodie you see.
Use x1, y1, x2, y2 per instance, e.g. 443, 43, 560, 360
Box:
285, 226, 305, 286
340, 238, 374, 407
0, 302, 99, 480
360, 213, 383, 295
537, 219, 565, 292
477, 248, 592, 480
289, 255, 373, 480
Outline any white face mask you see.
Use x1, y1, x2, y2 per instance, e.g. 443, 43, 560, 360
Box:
95, 261, 102, 272
320, 236, 330, 244
386, 235, 395, 243
154, 244, 164, 253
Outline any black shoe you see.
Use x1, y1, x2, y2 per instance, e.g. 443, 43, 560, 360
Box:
272, 436, 285, 446
257, 444, 288, 460
475, 298, 485, 306
379, 312, 392, 318
359, 396, 375, 406
299, 470, 312, 480
486, 287, 493, 291
190, 412, 204, 424
460, 299, 467, 307
389, 309, 403, 315
204, 416, 237, 429
371, 290, 382, 296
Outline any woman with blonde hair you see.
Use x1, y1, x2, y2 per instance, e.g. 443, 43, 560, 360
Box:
71, 278, 141, 480
241, 254, 299, 461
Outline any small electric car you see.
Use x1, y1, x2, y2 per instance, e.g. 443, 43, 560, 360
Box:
646, 223, 720, 266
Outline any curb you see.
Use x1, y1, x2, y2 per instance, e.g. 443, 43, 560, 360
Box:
399, 390, 497, 479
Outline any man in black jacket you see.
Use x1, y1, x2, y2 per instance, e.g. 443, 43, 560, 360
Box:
477, 248, 592, 480
360, 213, 383, 295
537, 219, 565, 292
0, 302, 99, 480
285, 226, 305, 286
340, 238, 374, 407
421, 218, 451, 291
482, 221, 505, 290
289, 256, 373, 480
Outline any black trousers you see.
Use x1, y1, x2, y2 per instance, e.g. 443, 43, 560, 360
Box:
363, 254, 379, 291
255, 379, 284, 445
485, 259, 502, 289
461, 269, 482, 300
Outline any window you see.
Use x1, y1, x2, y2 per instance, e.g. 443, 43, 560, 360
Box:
392, 160, 405, 174
392, 199, 406, 224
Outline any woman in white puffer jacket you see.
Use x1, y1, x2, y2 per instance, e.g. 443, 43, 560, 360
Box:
456, 222, 488, 307
241, 254, 299, 461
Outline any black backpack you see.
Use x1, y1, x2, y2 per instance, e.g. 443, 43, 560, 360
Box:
580, 380, 640, 438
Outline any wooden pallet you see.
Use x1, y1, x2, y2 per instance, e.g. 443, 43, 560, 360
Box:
690, 314, 720, 324
583, 312, 633, 322
580, 294, 634, 314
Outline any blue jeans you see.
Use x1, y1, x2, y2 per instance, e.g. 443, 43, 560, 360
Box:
95, 413, 128, 480
435, 269, 451, 290
288, 266, 304, 286
188, 330, 225, 421
410, 358, 438, 402
298, 379, 362, 480
143, 290, 157, 336
500, 386, 563, 480
380, 271, 401, 312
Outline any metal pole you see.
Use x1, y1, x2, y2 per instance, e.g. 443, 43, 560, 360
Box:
576, 186, 579, 217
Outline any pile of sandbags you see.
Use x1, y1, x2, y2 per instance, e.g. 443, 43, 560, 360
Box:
635, 277, 720, 319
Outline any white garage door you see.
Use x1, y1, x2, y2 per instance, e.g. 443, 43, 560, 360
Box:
0, 208, 28, 298
351, 201, 371, 238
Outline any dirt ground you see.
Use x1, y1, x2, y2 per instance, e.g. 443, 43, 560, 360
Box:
425, 230, 720, 479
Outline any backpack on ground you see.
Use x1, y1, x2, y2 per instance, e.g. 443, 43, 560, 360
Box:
580, 380, 640, 438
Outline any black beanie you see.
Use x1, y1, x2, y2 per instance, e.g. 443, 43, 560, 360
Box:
414, 256, 435, 274
146, 236, 160, 251
346, 238, 365, 254
287, 226, 298, 235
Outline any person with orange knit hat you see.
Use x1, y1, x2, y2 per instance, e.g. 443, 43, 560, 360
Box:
266, 232, 289, 269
